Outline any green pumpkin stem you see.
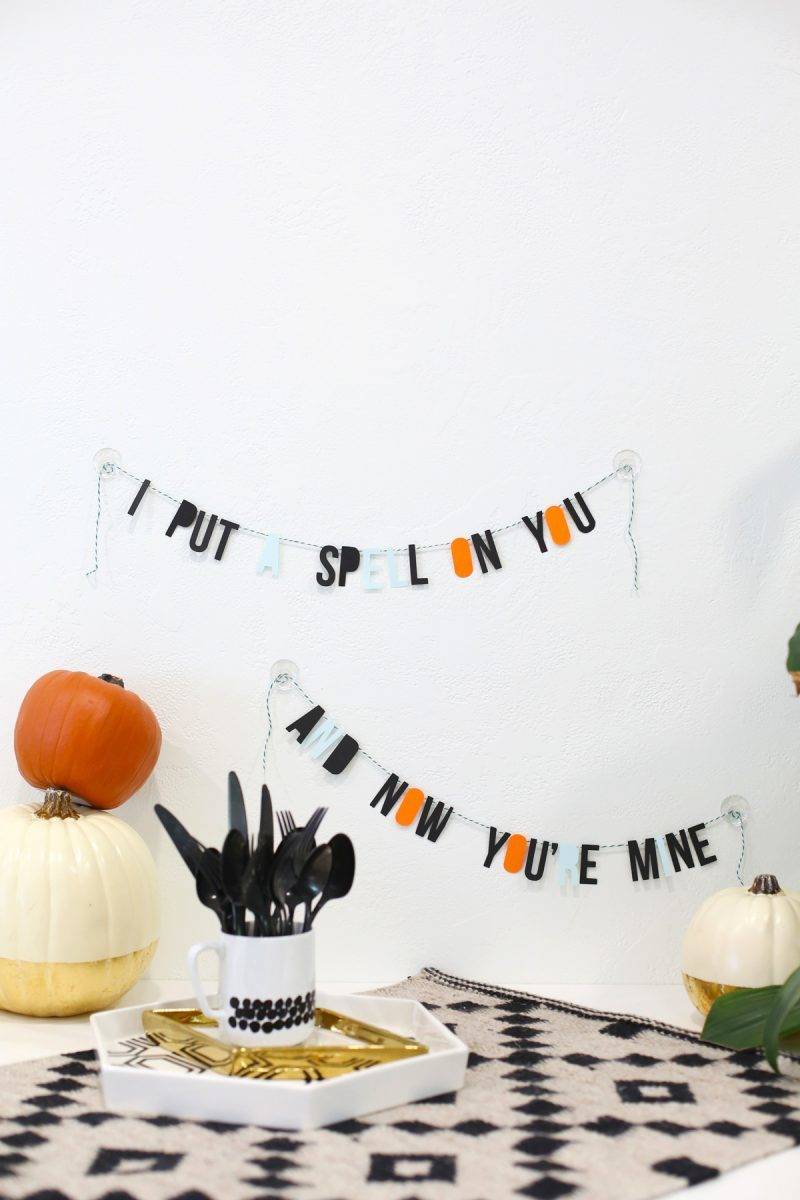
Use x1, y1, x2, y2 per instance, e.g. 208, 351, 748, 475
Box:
98, 673, 125, 688
36, 789, 80, 820
749, 874, 781, 895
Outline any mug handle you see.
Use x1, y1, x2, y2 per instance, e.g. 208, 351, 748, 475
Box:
187, 939, 225, 1021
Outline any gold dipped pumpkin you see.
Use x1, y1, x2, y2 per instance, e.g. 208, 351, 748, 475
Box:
14, 670, 161, 810
682, 874, 800, 1014
0, 792, 159, 1016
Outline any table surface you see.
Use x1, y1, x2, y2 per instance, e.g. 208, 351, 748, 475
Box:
0, 979, 796, 1197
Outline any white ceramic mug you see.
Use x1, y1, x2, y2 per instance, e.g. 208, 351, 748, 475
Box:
187, 931, 316, 1047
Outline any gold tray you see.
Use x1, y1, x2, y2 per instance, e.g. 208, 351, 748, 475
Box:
142, 1006, 428, 1081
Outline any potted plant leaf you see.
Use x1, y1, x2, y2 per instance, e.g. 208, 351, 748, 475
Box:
701, 964, 800, 1071
700, 623, 800, 1070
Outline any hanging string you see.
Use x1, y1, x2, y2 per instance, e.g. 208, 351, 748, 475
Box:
261, 672, 314, 773
263, 671, 746, 877
731, 810, 746, 887
92, 457, 641, 589
621, 464, 640, 593
85, 461, 116, 577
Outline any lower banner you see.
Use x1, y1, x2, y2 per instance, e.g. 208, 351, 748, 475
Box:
271, 673, 747, 890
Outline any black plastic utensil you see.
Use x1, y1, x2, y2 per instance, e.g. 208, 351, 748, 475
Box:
258, 783, 274, 855
288, 843, 332, 930
221, 828, 249, 934
242, 846, 273, 935
155, 804, 206, 878
228, 771, 249, 844
197, 847, 231, 932
291, 807, 328, 872
309, 833, 355, 928
270, 830, 304, 929
196, 867, 228, 930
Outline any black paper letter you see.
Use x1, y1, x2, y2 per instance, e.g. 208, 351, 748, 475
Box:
579, 844, 599, 884
484, 827, 510, 868
688, 823, 717, 867
338, 545, 361, 586
166, 499, 198, 539
628, 838, 659, 881
408, 544, 429, 586
370, 774, 408, 816
316, 546, 338, 587
214, 518, 240, 561
665, 828, 695, 872
524, 839, 553, 881
128, 479, 151, 516
323, 734, 359, 775
414, 800, 453, 842
563, 492, 596, 534
471, 530, 502, 574
286, 706, 325, 743
189, 512, 218, 553
522, 512, 548, 554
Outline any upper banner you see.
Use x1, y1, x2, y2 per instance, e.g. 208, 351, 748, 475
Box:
87, 450, 642, 592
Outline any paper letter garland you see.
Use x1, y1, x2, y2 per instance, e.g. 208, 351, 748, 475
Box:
85, 450, 641, 592
269, 673, 748, 890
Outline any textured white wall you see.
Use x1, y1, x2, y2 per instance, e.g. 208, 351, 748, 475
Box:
3, 1, 800, 985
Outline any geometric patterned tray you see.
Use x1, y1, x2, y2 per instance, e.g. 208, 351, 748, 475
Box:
141, 1005, 428, 1080
91, 990, 468, 1129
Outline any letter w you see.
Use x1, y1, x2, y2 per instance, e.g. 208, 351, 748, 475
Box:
415, 800, 453, 842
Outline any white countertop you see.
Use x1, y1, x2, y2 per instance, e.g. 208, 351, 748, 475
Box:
0, 980, 796, 1197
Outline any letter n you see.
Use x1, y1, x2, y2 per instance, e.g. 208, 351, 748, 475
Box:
370, 774, 408, 816
471, 530, 502, 573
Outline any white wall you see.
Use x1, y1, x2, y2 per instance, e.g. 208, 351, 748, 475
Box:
3, 1, 800, 985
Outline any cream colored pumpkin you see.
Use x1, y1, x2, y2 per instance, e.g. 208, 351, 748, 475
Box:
0, 791, 159, 1016
682, 873, 800, 1014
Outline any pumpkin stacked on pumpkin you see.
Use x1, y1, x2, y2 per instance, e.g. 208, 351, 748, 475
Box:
683, 873, 800, 1014
0, 671, 161, 1017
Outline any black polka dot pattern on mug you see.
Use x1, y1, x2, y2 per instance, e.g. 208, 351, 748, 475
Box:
226, 992, 315, 1033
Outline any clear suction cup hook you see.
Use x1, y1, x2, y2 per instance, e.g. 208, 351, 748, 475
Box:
271, 660, 299, 692
613, 449, 642, 480
93, 447, 121, 474
721, 795, 750, 826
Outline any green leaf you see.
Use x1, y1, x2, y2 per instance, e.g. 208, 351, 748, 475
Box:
764, 965, 800, 1072
777, 1029, 800, 1054
702, 986, 781, 1049
787, 623, 800, 673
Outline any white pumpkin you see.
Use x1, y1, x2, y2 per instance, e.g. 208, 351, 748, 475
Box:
0, 790, 159, 1016
682, 873, 800, 1014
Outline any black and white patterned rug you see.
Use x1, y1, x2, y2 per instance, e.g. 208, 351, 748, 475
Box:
1, 967, 799, 1200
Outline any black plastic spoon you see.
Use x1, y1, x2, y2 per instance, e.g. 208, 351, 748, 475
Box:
196, 867, 228, 930
197, 848, 230, 931
308, 834, 355, 929
287, 843, 332, 931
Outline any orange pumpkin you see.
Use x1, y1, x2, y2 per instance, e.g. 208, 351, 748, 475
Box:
14, 671, 161, 810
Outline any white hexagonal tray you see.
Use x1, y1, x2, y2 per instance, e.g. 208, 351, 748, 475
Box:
91, 990, 468, 1130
